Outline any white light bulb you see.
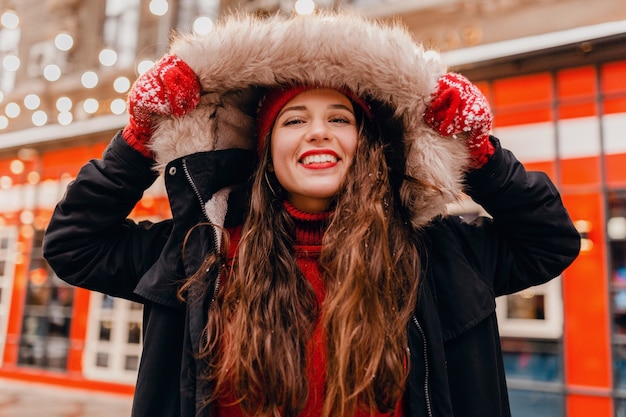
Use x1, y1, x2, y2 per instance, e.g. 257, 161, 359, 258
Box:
2, 55, 20, 71
56, 96, 72, 112
113, 76, 131, 93
110, 98, 127, 115
81, 71, 99, 88
1, 11, 19, 29
5, 102, 20, 118
44, 64, 62, 81
83, 98, 99, 114
99, 49, 118, 67
32, 110, 48, 126
54, 33, 74, 51
24, 94, 41, 110
193, 17, 214, 35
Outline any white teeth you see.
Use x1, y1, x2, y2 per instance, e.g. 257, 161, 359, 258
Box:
301, 154, 337, 165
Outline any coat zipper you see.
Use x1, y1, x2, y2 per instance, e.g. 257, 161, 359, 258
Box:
182, 158, 210, 223
181, 157, 220, 245
181, 157, 221, 304
412, 315, 433, 417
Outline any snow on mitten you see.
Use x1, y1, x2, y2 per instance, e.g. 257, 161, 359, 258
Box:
424, 72, 494, 169
122, 54, 201, 158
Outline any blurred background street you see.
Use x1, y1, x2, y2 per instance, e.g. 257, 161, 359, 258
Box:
0, 378, 132, 417
0, 1, 626, 417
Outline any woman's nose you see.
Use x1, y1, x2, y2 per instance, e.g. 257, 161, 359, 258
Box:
307, 119, 330, 141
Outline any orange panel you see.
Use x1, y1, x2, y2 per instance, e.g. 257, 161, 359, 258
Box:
604, 97, 626, 115
494, 108, 553, 127
561, 193, 611, 388
40, 145, 95, 181
605, 153, 626, 185
567, 394, 612, 417
602, 61, 626, 94
493, 73, 553, 107
558, 102, 597, 119
492, 73, 554, 127
557, 66, 597, 98
0, 370, 135, 395
560, 156, 601, 186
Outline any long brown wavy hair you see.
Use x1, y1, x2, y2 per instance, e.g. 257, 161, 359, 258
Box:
186, 104, 424, 417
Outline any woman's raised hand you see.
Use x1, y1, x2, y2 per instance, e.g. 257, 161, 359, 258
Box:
424, 72, 494, 169
122, 54, 201, 158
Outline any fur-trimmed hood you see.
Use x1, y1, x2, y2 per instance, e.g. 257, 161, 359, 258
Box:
150, 10, 469, 228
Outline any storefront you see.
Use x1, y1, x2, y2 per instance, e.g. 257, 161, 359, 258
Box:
444, 24, 626, 417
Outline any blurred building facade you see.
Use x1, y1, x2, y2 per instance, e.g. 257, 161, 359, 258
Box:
0, 0, 625, 416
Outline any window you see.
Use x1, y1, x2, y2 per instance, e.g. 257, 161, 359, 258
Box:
176, 0, 221, 31
496, 280, 565, 417
18, 230, 74, 370
103, 0, 140, 68
0, 25, 20, 92
496, 278, 563, 339
0, 226, 17, 365
83, 292, 143, 383
608, 190, 626, 393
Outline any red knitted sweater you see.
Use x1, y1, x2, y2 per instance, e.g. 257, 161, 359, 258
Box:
215, 202, 404, 417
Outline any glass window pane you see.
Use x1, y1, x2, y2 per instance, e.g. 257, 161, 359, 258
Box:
102, 295, 115, 309
502, 339, 562, 382
506, 293, 546, 320
99, 321, 112, 341
125, 355, 139, 371
96, 352, 109, 368
508, 389, 564, 417
127, 322, 141, 344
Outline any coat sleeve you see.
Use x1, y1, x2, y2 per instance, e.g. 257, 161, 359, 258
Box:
458, 136, 581, 296
43, 132, 173, 301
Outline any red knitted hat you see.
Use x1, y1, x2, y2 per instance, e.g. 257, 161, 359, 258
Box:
256, 85, 372, 156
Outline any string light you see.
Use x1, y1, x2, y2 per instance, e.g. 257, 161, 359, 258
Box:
5, 102, 20, 118
81, 71, 99, 88
110, 98, 126, 115
113, 76, 131, 93
137, 59, 155, 75
294, 0, 315, 15
43, 64, 61, 81
58, 111, 73, 126
0, 11, 19, 29
54, 33, 74, 51
24, 94, 41, 110
56, 97, 72, 112
32, 110, 48, 126
99, 48, 118, 67
0, 7, 224, 128
83, 98, 99, 114
2, 55, 19, 71
193, 17, 214, 35
149, 0, 169, 16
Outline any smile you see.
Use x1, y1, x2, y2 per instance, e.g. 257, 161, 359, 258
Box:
300, 154, 339, 165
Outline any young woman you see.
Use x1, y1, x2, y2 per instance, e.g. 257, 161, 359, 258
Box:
42, 11, 580, 417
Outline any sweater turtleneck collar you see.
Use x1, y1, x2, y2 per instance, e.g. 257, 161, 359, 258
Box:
283, 201, 333, 247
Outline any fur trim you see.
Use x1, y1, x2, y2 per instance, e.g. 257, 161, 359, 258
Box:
150, 10, 470, 228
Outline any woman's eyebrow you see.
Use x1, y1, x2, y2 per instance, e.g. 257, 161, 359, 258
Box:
279, 103, 353, 117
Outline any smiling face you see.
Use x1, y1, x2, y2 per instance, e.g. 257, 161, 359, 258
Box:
270, 88, 359, 213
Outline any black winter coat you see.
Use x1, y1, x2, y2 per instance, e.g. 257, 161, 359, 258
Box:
43, 132, 580, 417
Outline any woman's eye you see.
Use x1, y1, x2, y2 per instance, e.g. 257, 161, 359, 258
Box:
283, 117, 304, 126
330, 116, 351, 124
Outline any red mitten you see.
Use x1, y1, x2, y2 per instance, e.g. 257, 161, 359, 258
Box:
424, 73, 494, 169
122, 54, 201, 158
